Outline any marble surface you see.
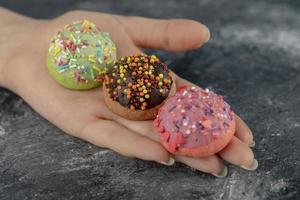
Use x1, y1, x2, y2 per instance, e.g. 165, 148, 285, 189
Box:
0, 0, 300, 199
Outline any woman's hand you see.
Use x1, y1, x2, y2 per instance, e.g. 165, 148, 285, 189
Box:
0, 8, 257, 177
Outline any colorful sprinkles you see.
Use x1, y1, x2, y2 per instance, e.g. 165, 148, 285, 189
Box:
104, 54, 173, 110
48, 20, 116, 83
154, 86, 234, 153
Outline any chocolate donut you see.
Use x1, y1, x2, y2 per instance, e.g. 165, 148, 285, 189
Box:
103, 54, 176, 120
154, 85, 236, 157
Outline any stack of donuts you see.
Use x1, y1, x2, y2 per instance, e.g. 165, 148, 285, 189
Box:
47, 20, 236, 158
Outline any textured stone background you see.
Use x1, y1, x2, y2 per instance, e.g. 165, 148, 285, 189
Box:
0, 0, 300, 199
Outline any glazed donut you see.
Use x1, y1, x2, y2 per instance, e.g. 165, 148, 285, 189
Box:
153, 85, 236, 157
103, 54, 176, 120
47, 20, 117, 90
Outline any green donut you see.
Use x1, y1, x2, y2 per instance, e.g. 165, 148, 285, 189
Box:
47, 20, 117, 90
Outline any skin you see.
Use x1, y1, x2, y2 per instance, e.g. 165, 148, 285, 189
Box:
0, 7, 256, 177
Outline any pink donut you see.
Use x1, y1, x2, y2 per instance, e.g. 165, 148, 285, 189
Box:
153, 85, 236, 157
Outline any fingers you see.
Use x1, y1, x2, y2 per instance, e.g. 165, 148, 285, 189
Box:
54, 11, 210, 52
0, 7, 33, 24
175, 155, 228, 177
235, 114, 254, 147
115, 116, 257, 174
51, 11, 141, 57
117, 16, 210, 51
113, 118, 227, 177
114, 118, 229, 176
88, 14, 141, 57
218, 136, 258, 171
174, 73, 195, 87
115, 118, 161, 142
115, 117, 229, 177
79, 120, 172, 164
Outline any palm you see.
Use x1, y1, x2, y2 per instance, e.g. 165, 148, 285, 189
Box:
18, 12, 158, 138
3, 10, 256, 176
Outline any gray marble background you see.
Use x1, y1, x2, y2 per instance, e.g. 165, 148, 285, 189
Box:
0, 0, 300, 199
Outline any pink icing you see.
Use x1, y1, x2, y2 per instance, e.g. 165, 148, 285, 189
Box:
153, 85, 234, 153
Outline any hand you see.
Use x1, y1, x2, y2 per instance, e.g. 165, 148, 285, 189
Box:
0, 8, 257, 177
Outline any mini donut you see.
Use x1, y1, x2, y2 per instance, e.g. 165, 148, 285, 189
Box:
47, 20, 117, 90
153, 86, 236, 157
103, 54, 176, 120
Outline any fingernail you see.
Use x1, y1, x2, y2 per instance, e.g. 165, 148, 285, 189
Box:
249, 141, 255, 147
212, 166, 228, 178
241, 159, 258, 171
203, 25, 211, 43
198, 25, 210, 47
158, 157, 175, 166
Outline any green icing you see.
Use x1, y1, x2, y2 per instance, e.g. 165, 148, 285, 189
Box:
47, 20, 117, 90
47, 52, 101, 90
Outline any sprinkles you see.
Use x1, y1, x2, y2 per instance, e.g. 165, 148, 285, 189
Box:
48, 20, 116, 84
154, 86, 234, 154
104, 54, 173, 110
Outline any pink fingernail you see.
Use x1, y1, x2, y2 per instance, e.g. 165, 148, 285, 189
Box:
212, 166, 228, 178
241, 159, 258, 171
158, 157, 175, 166
249, 141, 255, 147
204, 25, 211, 43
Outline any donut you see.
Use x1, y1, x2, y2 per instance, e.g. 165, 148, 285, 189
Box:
103, 54, 176, 120
47, 20, 117, 90
153, 86, 236, 157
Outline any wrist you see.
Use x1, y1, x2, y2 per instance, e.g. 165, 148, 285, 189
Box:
0, 19, 46, 94
0, 59, 19, 93
0, 63, 14, 90
0, 66, 4, 87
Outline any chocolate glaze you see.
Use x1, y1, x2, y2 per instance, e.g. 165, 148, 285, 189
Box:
104, 55, 173, 110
